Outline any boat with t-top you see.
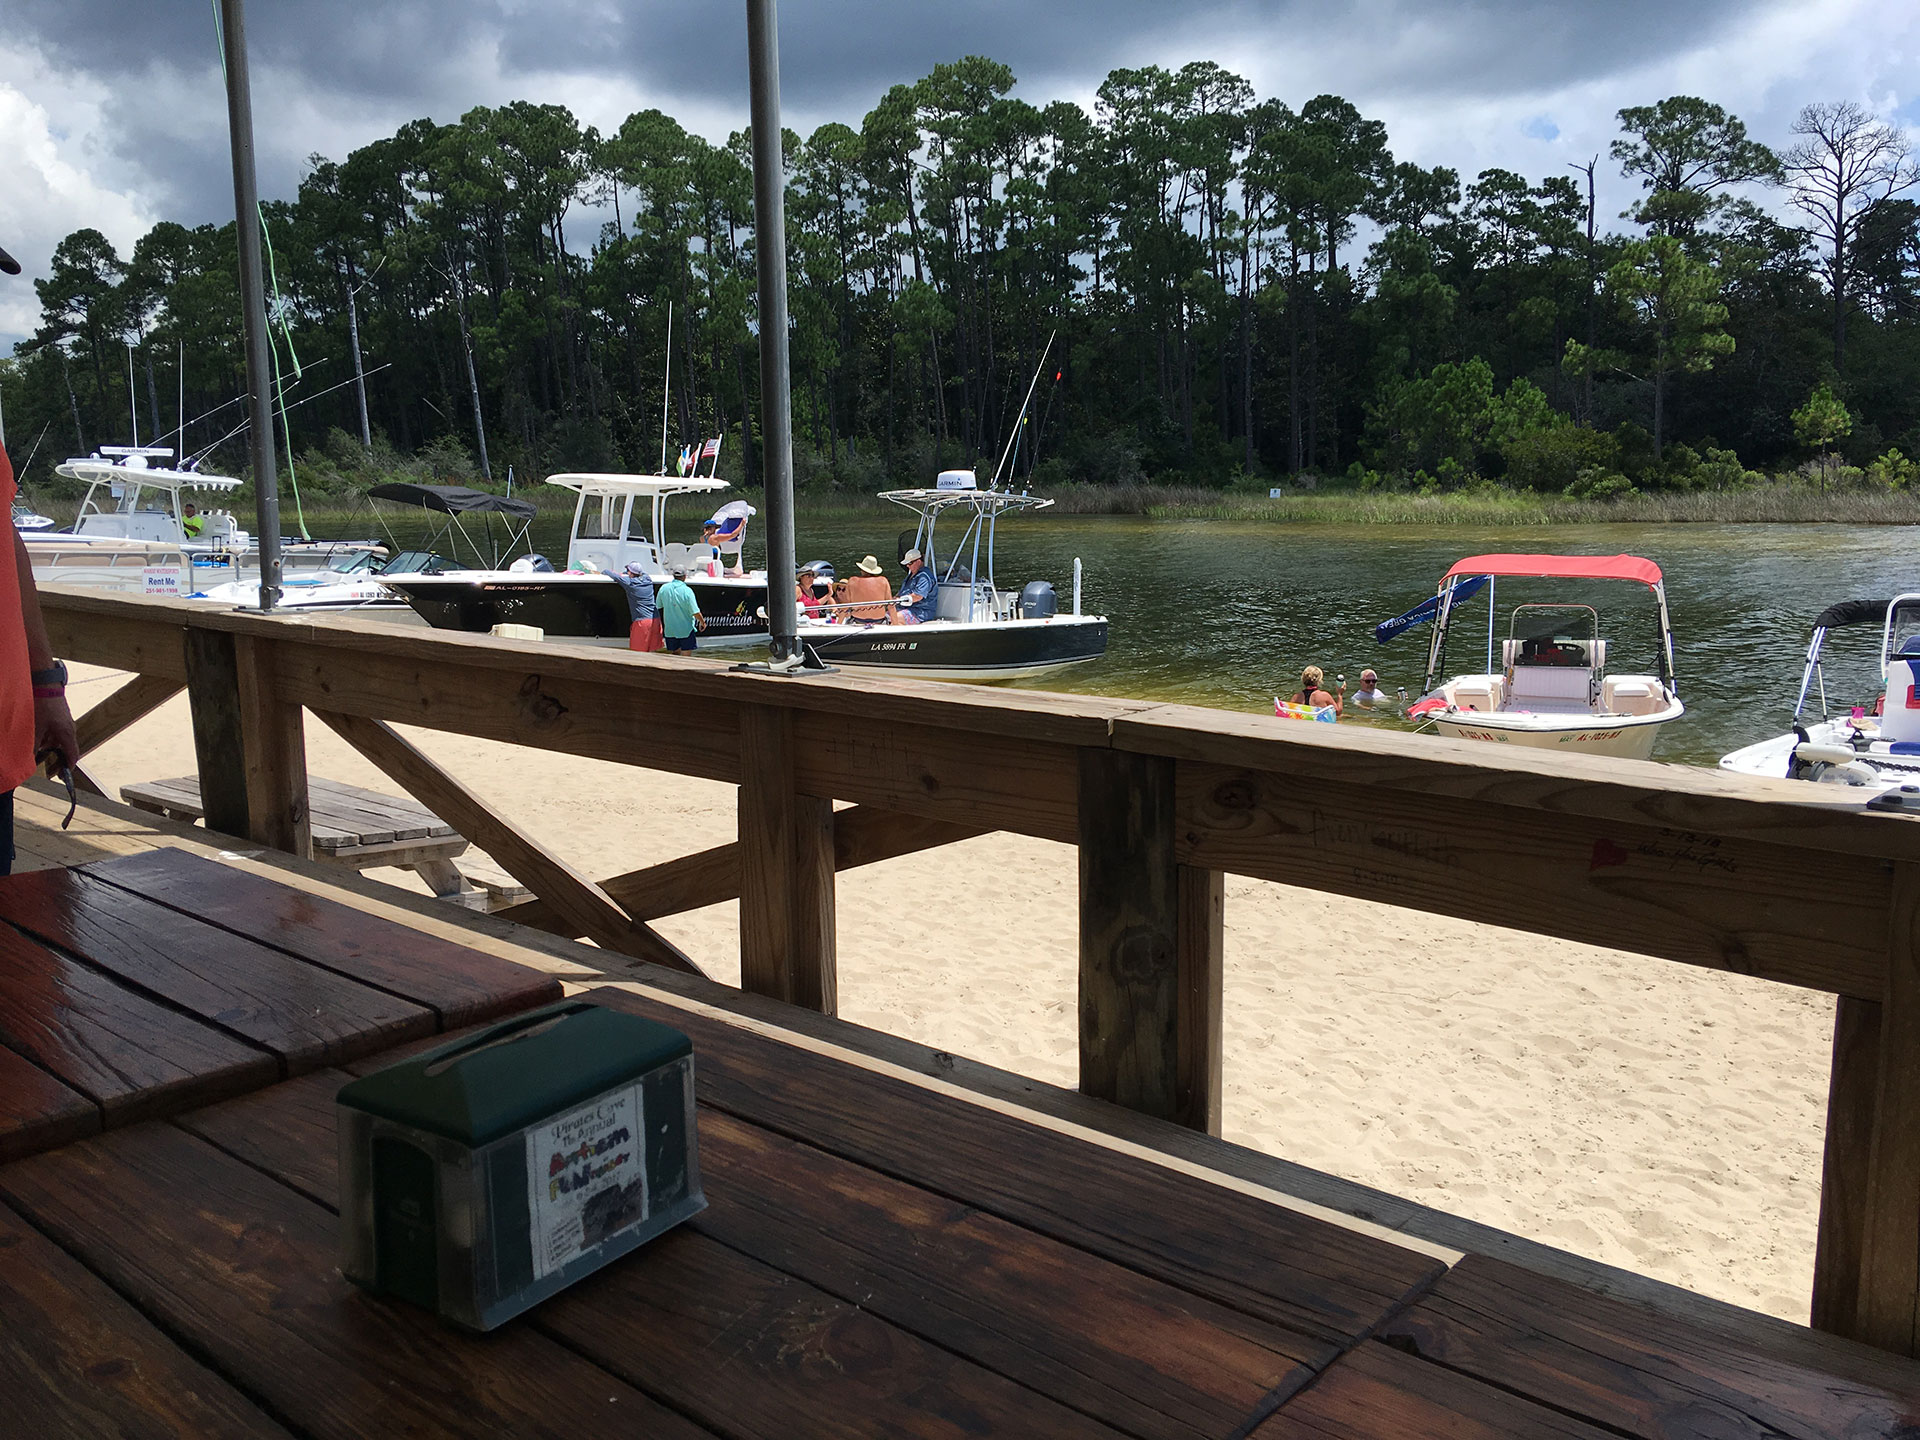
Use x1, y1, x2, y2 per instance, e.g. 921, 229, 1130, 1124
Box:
376, 473, 768, 643
30, 447, 379, 593
1401, 553, 1685, 760
794, 469, 1106, 681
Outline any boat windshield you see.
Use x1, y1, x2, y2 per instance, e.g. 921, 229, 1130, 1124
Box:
1506, 605, 1601, 669
1889, 599, 1920, 663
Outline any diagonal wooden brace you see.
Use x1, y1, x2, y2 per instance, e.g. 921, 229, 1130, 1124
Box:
313, 709, 703, 977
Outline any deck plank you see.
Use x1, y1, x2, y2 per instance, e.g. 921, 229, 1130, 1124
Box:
692, 1106, 1335, 1439
1249, 1341, 1617, 1438
0, 1123, 717, 1440
0, 1042, 98, 1162
79, 849, 561, 1027
0, 868, 436, 1073
0, 1199, 293, 1440
0, 923, 277, 1123
1376, 1253, 1920, 1439
583, 987, 1444, 1345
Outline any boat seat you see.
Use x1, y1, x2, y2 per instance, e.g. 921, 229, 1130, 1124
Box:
1450, 677, 1503, 712
1881, 658, 1920, 743
1602, 677, 1662, 716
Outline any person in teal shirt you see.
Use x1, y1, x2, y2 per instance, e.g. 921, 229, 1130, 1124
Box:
657, 568, 705, 653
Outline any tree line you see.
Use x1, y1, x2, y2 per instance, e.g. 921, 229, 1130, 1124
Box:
4, 58, 1918, 503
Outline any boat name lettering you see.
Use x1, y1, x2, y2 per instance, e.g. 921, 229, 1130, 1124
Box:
866, 641, 919, 652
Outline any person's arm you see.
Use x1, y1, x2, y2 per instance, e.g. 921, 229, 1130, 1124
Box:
14, 529, 78, 771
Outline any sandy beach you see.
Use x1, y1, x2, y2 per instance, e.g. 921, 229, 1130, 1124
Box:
66, 658, 1834, 1323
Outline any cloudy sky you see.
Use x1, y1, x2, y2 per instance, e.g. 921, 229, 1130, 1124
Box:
3, 0, 1916, 347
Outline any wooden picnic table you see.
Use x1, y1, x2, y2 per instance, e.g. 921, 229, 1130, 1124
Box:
3, 850, 1919, 1440
0, 848, 561, 1163
120, 773, 527, 905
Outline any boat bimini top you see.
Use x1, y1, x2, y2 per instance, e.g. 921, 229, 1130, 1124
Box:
880, 470, 1053, 592
1422, 552, 1677, 696
367, 482, 537, 571
1790, 595, 1920, 719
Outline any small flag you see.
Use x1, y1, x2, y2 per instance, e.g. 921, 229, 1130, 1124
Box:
700, 437, 721, 459
677, 445, 693, 476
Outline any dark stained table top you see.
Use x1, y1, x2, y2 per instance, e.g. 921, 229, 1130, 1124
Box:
5, 930, 1920, 1438
0, 848, 562, 1163
3, 856, 1920, 1440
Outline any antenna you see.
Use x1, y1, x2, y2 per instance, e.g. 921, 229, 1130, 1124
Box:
990, 330, 1055, 487
126, 343, 140, 446
660, 300, 673, 475
176, 340, 186, 453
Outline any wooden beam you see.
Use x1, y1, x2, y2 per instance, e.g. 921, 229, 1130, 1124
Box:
737, 706, 836, 1014
1175, 761, 1889, 1002
73, 674, 185, 757
1852, 862, 1920, 1354
1078, 748, 1182, 1123
314, 709, 702, 977
182, 629, 251, 841
1176, 866, 1225, 1136
232, 636, 310, 858
1813, 995, 1882, 1337
495, 805, 982, 936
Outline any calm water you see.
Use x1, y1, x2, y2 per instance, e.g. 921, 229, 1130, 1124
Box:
378, 505, 1916, 768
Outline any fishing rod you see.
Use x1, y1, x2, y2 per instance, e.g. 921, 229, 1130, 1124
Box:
990, 330, 1056, 488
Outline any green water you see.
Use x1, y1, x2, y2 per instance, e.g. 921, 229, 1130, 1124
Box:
378, 505, 1916, 769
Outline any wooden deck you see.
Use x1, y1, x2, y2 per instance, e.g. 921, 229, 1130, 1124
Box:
5, 801, 1920, 1435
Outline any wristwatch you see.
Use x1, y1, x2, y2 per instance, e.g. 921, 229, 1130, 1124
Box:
30, 661, 67, 696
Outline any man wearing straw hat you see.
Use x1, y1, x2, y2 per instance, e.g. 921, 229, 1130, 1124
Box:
0, 239, 80, 869
834, 555, 894, 625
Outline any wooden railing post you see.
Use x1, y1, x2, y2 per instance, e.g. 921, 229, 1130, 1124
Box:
1812, 995, 1882, 1335
1177, 865, 1225, 1136
1079, 749, 1220, 1131
738, 705, 836, 1013
1841, 862, 1920, 1353
183, 628, 310, 858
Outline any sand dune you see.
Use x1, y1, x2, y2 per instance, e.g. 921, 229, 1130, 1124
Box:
67, 661, 1832, 1322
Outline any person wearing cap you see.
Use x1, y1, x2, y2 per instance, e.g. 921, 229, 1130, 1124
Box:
656, 567, 705, 653
1289, 665, 1343, 718
833, 555, 894, 624
0, 245, 79, 871
1350, 668, 1389, 709
894, 548, 936, 625
612, 561, 662, 652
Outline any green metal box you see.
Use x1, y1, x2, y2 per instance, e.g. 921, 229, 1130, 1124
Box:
337, 1000, 703, 1330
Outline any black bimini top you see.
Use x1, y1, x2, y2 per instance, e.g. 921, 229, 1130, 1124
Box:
368, 483, 537, 521
1811, 599, 1891, 631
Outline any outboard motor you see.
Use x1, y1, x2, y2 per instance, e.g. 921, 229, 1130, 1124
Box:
508, 554, 555, 573
1018, 580, 1057, 620
799, 559, 836, 582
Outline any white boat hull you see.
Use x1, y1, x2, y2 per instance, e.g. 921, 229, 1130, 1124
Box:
1430, 704, 1682, 760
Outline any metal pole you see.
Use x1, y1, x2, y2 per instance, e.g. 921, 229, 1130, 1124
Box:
218, 0, 281, 611
747, 0, 798, 660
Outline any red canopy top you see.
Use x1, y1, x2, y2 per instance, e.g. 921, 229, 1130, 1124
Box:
1441, 553, 1664, 588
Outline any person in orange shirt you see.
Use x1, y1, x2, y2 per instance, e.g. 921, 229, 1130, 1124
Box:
0, 240, 80, 872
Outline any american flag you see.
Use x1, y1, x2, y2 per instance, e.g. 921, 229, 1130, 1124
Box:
700, 437, 722, 459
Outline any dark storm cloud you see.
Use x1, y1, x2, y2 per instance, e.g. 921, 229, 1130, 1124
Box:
17, 0, 1761, 116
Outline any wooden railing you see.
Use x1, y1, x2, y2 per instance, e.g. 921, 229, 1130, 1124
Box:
37, 587, 1920, 1353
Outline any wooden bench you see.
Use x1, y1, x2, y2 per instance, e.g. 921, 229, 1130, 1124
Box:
121, 775, 528, 908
